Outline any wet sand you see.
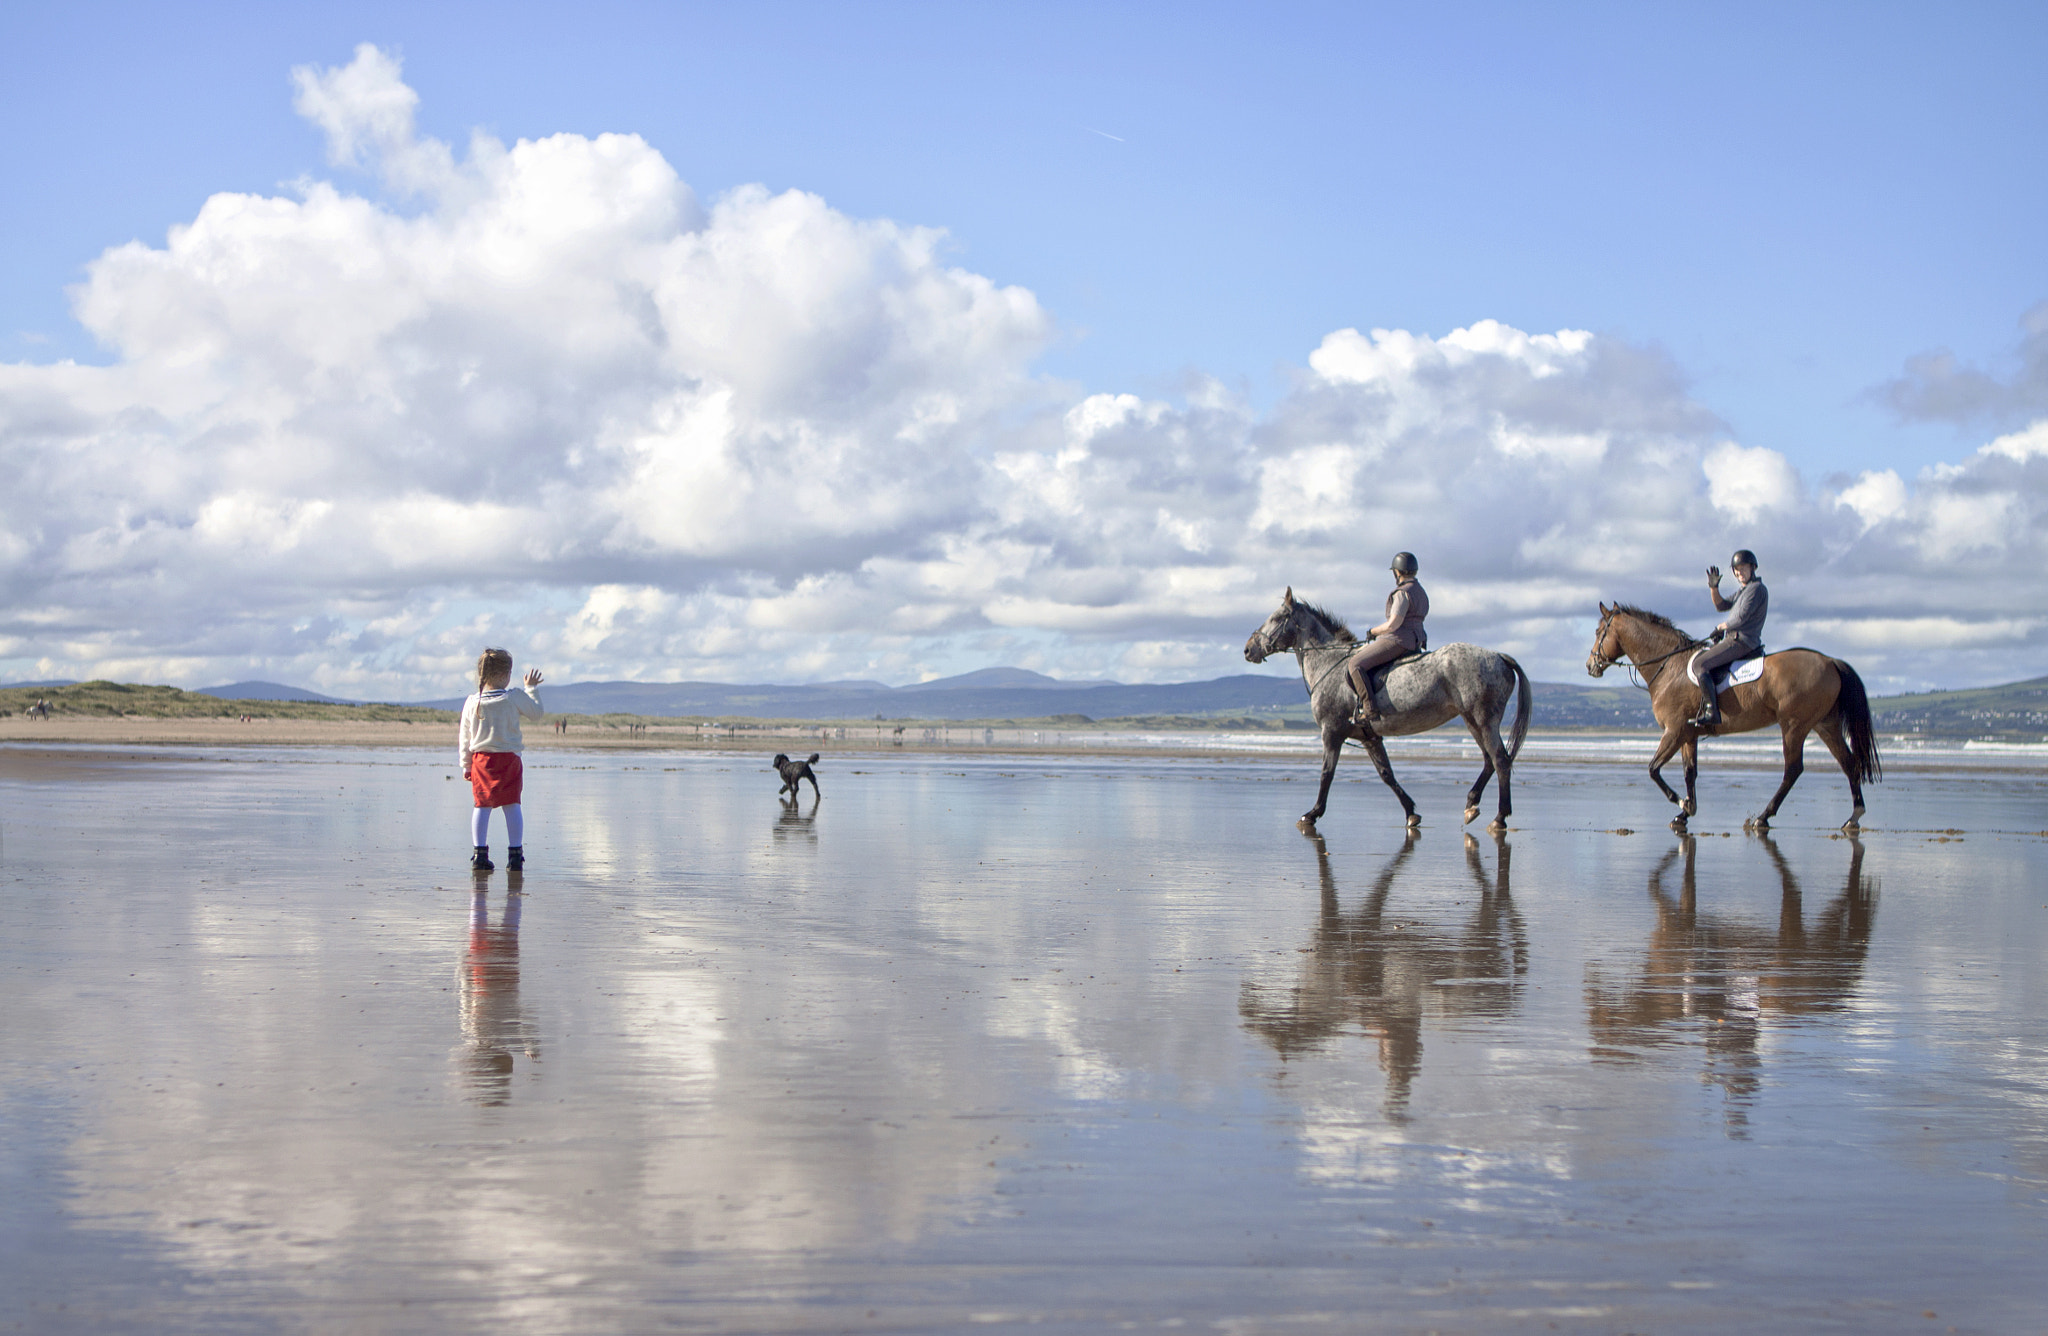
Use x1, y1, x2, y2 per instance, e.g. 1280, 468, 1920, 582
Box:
3, 744, 2046, 1331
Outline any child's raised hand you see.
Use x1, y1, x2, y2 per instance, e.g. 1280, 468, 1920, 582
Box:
524, 667, 544, 687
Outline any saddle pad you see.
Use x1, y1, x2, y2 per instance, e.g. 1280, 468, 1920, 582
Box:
1709, 655, 1767, 692
1686, 649, 1767, 690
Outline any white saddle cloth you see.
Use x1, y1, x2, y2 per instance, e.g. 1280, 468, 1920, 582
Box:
1688, 650, 1767, 692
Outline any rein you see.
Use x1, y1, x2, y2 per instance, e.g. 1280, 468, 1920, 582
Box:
1594, 617, 1700, 693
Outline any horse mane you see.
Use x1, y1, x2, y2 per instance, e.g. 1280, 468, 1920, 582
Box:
1612, 604, 1700, 645
1296, 599, 1357, 643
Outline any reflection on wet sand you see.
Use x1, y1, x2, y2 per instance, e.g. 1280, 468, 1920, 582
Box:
1585, 836, 1877, 1132
773, 793, 819, 842
1240, 831, 1527, 1118
458, 878, 538, 1105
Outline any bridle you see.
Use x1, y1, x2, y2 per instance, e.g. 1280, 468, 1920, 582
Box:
1592, 609, 1699, 691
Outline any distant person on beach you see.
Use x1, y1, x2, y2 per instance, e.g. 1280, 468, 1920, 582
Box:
459, 648, 545, 872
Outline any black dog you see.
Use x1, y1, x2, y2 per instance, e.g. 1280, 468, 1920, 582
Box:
772, 752, 821, 799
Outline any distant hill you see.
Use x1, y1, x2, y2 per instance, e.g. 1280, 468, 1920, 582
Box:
1870, 674, 2048, 742
411, 673, 1308, 721
0, 680, 450, 722
196, 680, 360, 704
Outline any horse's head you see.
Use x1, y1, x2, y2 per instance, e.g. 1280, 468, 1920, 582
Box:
1587, 602, 1620, 678
1245, 587, 1301, 663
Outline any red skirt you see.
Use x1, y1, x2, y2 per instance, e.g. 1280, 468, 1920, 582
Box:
469, 752, 523, 807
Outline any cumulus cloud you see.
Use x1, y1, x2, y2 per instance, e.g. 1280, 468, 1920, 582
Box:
2, 46, 2046, 695
1875, 299, 2048, 427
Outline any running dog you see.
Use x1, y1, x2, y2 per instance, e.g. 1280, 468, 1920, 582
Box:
772, 752, 821, 799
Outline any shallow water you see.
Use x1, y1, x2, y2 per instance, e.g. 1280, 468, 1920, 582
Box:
2, 744, 2046, 1333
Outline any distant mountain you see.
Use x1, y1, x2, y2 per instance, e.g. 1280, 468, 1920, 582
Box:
195, 681, 361, 705
1, 679, 78, 690
899, 667, 1108, 692
409, 672, 1307, 720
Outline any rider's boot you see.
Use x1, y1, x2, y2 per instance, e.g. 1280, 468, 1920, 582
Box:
1691, 688, 1721, 731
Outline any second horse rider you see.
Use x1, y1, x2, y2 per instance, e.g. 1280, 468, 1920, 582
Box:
1690, 548, 1768, 728
1349, 553, 1429, 726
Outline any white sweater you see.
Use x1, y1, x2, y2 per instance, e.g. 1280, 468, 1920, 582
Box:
458, 684, 545, 765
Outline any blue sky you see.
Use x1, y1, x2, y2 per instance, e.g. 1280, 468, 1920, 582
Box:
2, 3, 2045, 693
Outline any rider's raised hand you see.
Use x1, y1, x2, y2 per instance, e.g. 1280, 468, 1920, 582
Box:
1706, 565, 1721, 587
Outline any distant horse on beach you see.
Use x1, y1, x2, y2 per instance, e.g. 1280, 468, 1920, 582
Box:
1244, 588, 1531, 831
1586, 603, 1880, 832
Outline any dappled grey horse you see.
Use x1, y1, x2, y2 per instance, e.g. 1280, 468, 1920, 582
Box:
1244, 587, 1532, 830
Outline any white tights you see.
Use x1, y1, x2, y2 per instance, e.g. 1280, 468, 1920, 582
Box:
472, 804, 524, 848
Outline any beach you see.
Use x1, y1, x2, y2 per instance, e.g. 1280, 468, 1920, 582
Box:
3, 742, 2046, 1331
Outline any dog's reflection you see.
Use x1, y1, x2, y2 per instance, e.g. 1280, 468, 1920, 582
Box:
1240, 830, 1527, 1121
457, 881, 539, 1106
1585, 835, 1876, 1134
773, 794, 819, 843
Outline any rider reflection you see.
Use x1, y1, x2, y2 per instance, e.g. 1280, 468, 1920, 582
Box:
1240, 830, 1527, 1121
1585, 835, 1876, 1135
458, 880, 538, 1106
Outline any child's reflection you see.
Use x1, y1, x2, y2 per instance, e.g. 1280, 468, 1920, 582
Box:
1241, 830, 1527, 1121
458, 880, 539, 1106
1584, 835, 1877, 1134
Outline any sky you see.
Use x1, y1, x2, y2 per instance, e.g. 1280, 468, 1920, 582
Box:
2, 1, 2045, 697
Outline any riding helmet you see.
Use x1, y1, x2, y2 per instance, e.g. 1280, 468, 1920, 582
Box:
1390, 551, 1419, 576
1731, 549, 1758, 570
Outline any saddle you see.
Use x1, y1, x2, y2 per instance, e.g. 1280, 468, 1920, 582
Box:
1688, 645, 1767, 695
1362, 648, 1430, 700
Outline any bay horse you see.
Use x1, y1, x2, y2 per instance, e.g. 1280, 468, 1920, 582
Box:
1586, 603, 1880, 832
1245, 588, 1531, 830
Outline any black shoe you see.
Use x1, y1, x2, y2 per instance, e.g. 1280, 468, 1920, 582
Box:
1692, 696, 1721, 730
507, 847, 524, 871
471, 846, 494, 872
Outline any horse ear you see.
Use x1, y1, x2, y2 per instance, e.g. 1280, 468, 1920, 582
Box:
1598, 601, 1608, 614
1283, 586, 1295, 606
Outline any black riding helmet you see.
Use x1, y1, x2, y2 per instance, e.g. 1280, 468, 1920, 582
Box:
1731, 549, 1758, 570
1390, 552, 1418, 577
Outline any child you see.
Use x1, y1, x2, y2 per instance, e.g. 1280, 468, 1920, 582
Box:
459, 648, 545, 871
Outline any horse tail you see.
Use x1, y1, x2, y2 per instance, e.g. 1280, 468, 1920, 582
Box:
1830, 659, 1883, 785
1502, 654, 1533, 761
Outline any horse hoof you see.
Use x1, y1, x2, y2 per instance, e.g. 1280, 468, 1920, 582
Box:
1462, 806, 1480, 826
1406, 813, 1422, 829
1301, 813, 1321, 826
1669, 816, 1688, 832
1841, 819, 1861, 834
1750, 816, 1770, 832
1488, 818, 1507, 834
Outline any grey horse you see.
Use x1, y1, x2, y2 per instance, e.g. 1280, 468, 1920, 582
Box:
1244, 587, 1532, 830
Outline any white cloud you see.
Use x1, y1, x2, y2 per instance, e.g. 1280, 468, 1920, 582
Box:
3, 47, 2046, 696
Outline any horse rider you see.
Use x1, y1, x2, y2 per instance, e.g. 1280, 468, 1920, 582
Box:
1690, 548, 1768, 728
1349, 552, 1429, 726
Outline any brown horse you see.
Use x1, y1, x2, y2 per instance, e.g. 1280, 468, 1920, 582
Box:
1586, 603, 1880, 832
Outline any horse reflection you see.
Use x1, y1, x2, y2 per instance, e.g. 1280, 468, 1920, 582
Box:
457, 882, 539, 1106
1585, 835, 1876, 1133
1240, 831, 1527, 1120
773, 794, 819, 843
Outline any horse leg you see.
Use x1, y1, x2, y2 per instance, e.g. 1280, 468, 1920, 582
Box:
1302, 730, 1345, 824
1814, 717, 1865, 831
1748, 724, 1809, 832
1463, 713, 1513, 832
1680, 734, 1699, 818
1460, 714, 1494, 826
1359, 734, 1421, 828
1647, 728, 1689, 829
